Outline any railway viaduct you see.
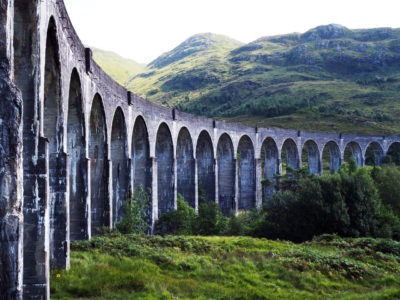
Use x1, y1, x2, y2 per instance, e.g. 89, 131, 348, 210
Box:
1, 0, 400, 298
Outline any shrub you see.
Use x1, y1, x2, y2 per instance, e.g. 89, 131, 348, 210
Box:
116, 186, 151, 234
195, 201, 229, 236
155, 194, 196, 235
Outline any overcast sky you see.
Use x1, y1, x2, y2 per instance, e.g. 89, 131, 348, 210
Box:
63, 0, 400, 64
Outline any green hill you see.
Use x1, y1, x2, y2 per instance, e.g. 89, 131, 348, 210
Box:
125, 25, 400, 135
92, 47, 145, 85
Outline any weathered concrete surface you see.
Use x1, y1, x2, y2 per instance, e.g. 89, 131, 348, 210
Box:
0, 0, 23, 298
0, 74, 23, 299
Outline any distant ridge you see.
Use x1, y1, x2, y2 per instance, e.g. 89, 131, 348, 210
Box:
105, 25, 400, 135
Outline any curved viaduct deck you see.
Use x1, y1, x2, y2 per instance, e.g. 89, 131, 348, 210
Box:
1, 0, 400, 298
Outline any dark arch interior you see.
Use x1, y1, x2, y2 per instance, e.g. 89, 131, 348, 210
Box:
156, 123, 174, 216
132, 116, 151, 193
44, 17, 66, 268
237, 136, 255, 210
322, 141, 341, 173
302, 140, 320, 174
385, 142, 400, 165
344, 142, 363, 166
261, 137, 279, 202
67, 70, 87, 241
111, 108, 128, 226
365, 142, 384, 166
217, 134, 235, 215
177, 128, 195, 207
196, 131, 215, 203
281, 139, 299, 174
89, 95, 109, 235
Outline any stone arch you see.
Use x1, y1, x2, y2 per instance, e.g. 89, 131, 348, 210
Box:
110, 107, 129, 226
322, 141, 341, 173
364, 142, 384, 166
67, 69, 87, 241
261, 137, 279, 202
131, 116, 151, 193
196, 130, 215, 203
386, 142, 400, 165
281, 138, 299, 174
302, 140, 321, 174
156, 123, 174, 216
89, 94, 109, 235
177, 127, 195, 207
344, 141, 363, 166
217, 133, 235, 215
43, 16, 66, 268
237, 135, 255, 210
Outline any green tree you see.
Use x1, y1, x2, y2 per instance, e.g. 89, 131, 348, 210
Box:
116, 186, 151, 234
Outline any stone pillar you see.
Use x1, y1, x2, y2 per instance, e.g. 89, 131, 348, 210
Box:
214, 158, 218, 203
86, 158, 92, 239
173, 157, 177, 210
108, 159, 113, 228
194, 158, 198, 211
255, 159, 262, 209
151, 157, 158, 231
234, 158, 239, 215
50, 152, 69, 269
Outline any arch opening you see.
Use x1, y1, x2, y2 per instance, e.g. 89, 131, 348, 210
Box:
385, 142, 400, 165
237, 136, 255, 210
156, 123, 174, 216
111, 108, 129, 226
365, 142, 384, 166
89, 95, 109, 235
344, 141, 363, 167
132, 116, 151, 193
322, 141, 341, 173
281, 138, 299, 175
43, 17, 65, 268
261, 137, 279, 202
302, 140, 320, 174
177, 128, 195, 207
67, 69, 87, 241
217, 133, 235, 215
196, 131, 215, 203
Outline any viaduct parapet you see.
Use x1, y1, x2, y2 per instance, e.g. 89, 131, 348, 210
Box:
1, 0, 400, 298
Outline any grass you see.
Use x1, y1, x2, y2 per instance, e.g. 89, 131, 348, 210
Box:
51, 234, 400, 299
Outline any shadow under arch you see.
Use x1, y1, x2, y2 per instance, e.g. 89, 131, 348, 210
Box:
237, 135, 255, 210
177, 127, 195, 208
261, 137, 279, 202
131, 116, 151, 194
156, 123, 174, 216
322, 141, 341, 173
89, 94, 109, 235
364, 142, 384, 166
217, 133, 235, 215
385, 142, 400, 165
302, 140, 321, 174
196, 130, 215, 203
67, 68, 87, 241
344, 141, 363, 167
110, 107, 129, 226
281, 138, 300, 174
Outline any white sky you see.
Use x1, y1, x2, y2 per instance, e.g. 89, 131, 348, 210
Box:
63, 0, 400, 64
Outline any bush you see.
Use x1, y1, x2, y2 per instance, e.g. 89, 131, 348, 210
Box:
116, 186, 151, 234
195, 201, 229, 236
155, 195, 196, 235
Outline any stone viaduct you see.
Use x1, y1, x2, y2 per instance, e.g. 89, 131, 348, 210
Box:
1, 0, 400, 298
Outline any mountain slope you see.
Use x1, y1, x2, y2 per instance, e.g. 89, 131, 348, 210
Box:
92, 47, 145, 85
127, 26, 400, 135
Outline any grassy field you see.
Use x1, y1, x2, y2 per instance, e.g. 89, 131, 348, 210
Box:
51, 234, 400, 299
